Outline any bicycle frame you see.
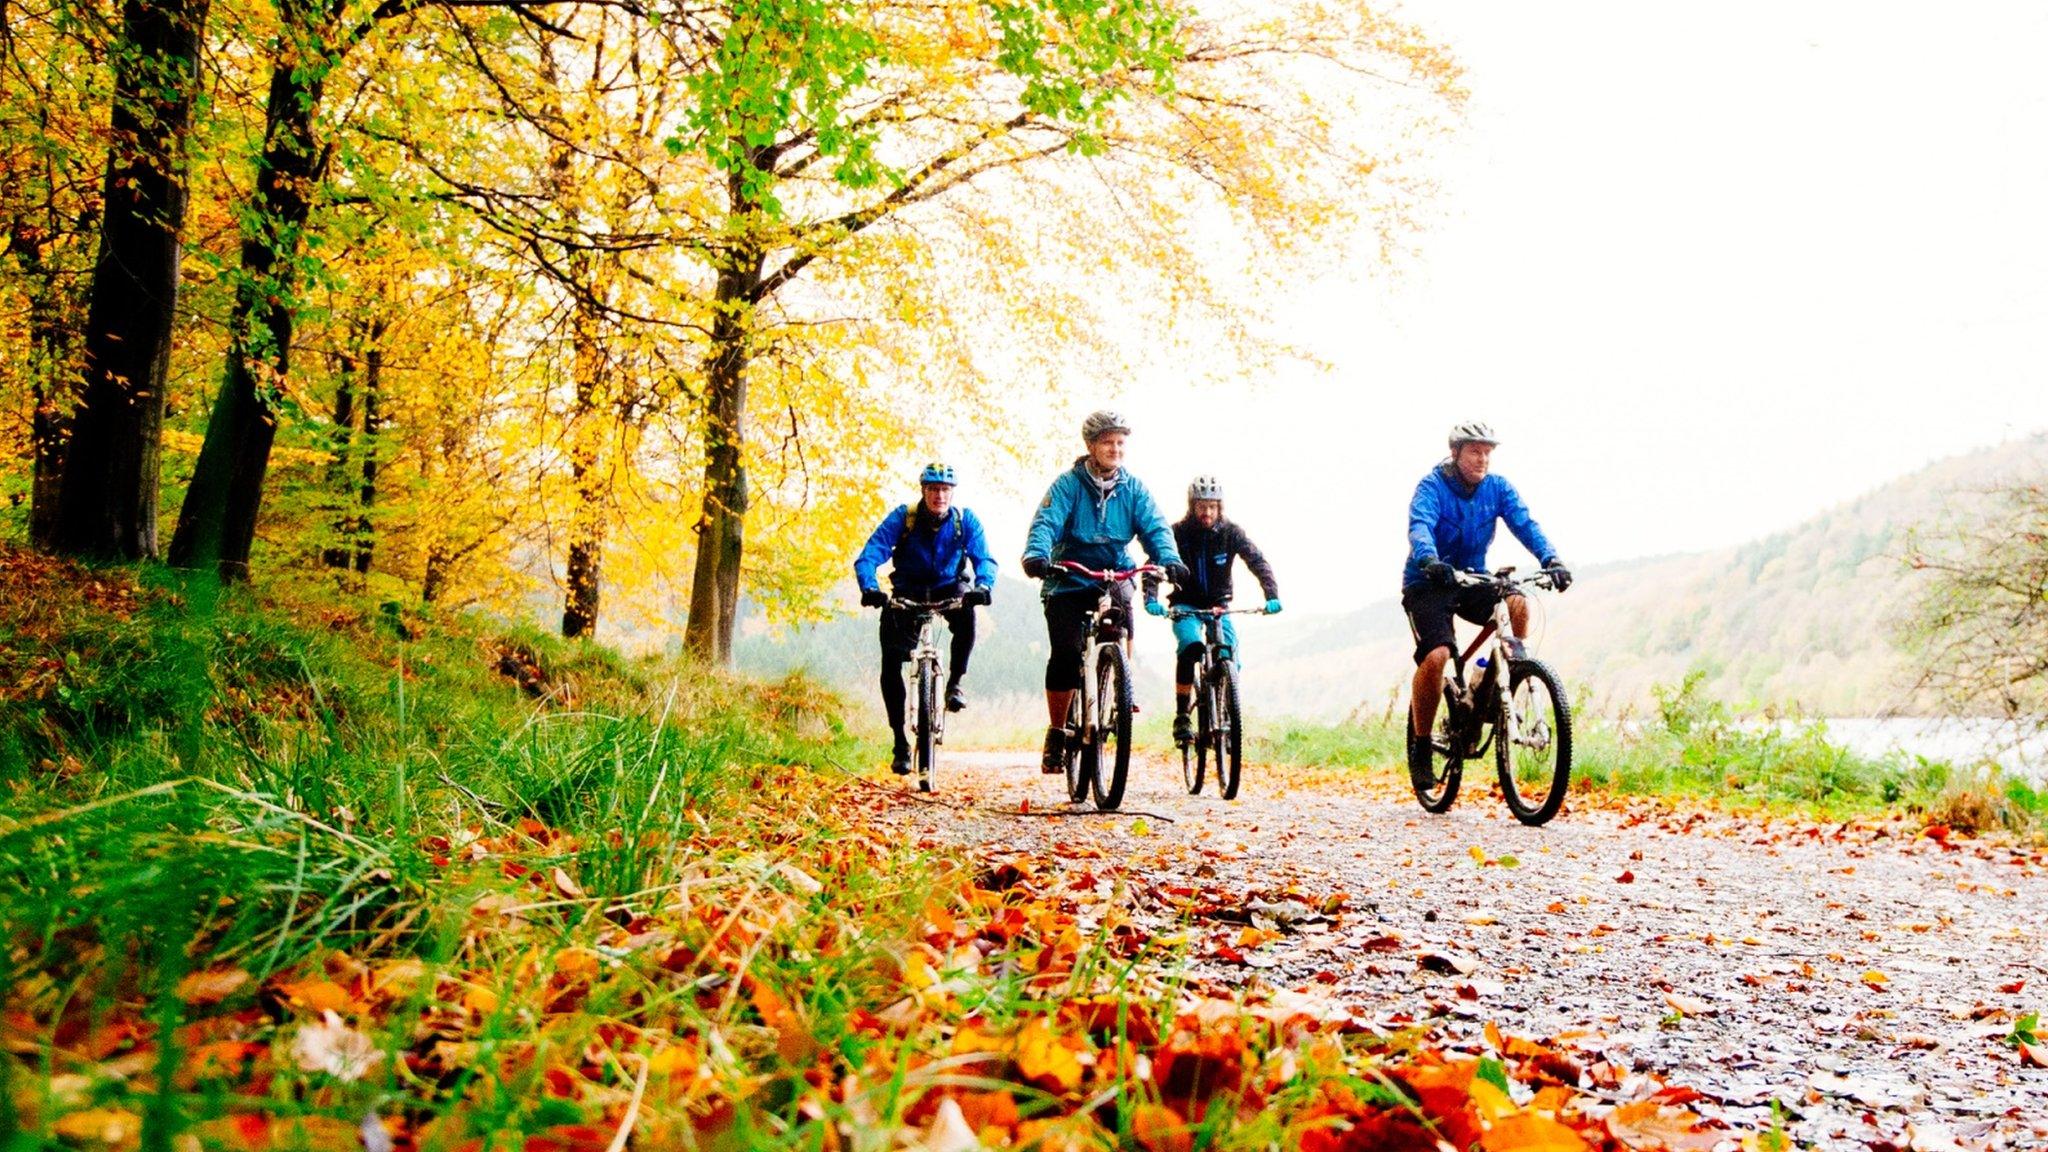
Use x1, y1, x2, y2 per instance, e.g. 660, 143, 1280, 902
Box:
1053, 562, 1157, 740
1444, 568, 1555, 754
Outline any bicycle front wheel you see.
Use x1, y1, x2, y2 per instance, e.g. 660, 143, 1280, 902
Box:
1496, 658, 1573, 826
914, 658, 938, 793
1215, 663, 1244, 801
1183, 676, 1207, 795
1091, 643, 1134, 810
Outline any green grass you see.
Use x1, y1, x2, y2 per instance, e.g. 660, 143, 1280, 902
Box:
1251, 671, 2047, 836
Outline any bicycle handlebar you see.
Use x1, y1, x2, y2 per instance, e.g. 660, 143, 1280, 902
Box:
879, 597, 965, 612
1051, 560, 1161, 584
1165, 606, 1269, 620
1453, 566, 1560, 593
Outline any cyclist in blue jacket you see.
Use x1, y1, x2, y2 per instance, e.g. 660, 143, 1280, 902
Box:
1021, 410, 1189, 773
855, 463, 997, 775
1142, 476, 1282, 745
1403, 422, 1572, 779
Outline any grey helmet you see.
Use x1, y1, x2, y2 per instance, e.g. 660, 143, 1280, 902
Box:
1082, 409, 1131, 443
1187, 475, 1225, 503
1448, 421, 1499, 451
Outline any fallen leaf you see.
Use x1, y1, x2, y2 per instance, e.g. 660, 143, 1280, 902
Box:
1615, 870, 1635, 884
177, 967, 252, 1006
1481, 1111, 1589, 1151
924, 1098, 978, 1152
293, 1009, 384, 1081
1606, 1100, 1722, 1150
1861, 970, 1889, 989
1662, 992, 1715, 1016
52, 1108, 143, 1144
1130, 819, 1151, 836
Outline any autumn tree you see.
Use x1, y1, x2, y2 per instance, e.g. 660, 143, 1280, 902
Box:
0, 0, 106, 544
47, 0, 211, 560
1905, 479, 2048, 729
667, 0, 1463, 663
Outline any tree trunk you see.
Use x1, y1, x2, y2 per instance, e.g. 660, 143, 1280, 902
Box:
167, 22, 329, 578
353, 340, 381, 574
14, 243, 75, 549
560, 298, 606, 638
683, 257, 762, 664
49, 0, 211, 560
321, 350, 356, 569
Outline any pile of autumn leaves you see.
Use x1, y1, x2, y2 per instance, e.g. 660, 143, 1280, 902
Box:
6, 810, 1743, 1151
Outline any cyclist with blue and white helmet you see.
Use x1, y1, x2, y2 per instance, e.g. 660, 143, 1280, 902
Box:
1142, 476, 1282, 745
1021, 410, 1189, 773
855, 462, 997, 775
1403, 422, 1572, 779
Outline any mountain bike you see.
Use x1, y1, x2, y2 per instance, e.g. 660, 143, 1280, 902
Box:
1411, 567, 1574, 826
1051, 561, 1159, 811
1168, 605, 1268, 800
884, 595, 964, 793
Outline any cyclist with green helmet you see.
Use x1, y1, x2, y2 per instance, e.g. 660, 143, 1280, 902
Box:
1021, 411, 1189, 773
855, 463, 997, 775
1142, 476, 1282, 744
1403, 422, 1572, 779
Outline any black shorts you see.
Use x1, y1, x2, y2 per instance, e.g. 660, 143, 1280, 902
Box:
1401, 581, 1500, 664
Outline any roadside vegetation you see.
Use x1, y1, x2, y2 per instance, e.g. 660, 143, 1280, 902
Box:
2, 549, 1746, 1149
1256, 670, 2046, 837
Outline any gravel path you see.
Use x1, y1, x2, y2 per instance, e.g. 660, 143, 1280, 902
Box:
865, 750, 2048, 1150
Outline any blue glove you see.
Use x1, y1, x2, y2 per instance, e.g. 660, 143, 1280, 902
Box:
1144, 599, 1166, 618
1264, 599, 1282, 615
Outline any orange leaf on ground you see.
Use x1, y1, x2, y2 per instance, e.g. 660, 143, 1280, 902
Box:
274, 979, 355, 1014
53, 1107, 143, 1143
1132, 1103, 1192, 1152
1606, 1100, 1723, 1150
1482, 1112, 1590, 1151
1015, 1018, 1086, 1093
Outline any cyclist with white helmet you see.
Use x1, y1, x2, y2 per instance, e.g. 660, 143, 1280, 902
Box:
855, 463, 997, 775
1021, 410, 1189, 773
1403, 422, 1572, 779
1142, 476, 1282, 744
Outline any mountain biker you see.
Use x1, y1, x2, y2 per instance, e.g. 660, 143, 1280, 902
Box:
1021, 410, 1189, 773
855, 463, 997, 775
1403, 422, 1573, 777
1141, 476, 1282, 744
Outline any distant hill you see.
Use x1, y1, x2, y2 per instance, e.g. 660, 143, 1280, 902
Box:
739, 435, 2048, 721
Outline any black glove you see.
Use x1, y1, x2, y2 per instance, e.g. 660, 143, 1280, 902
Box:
1164, 562, 1192, 588
964, 586, 992, 607
1423, 558, 1454, 586
1021, 556, 1049, 579
860, 589, 888, 608
1543, 558, 1572, 593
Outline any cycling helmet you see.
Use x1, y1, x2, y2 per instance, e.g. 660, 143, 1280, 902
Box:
919, 462, 956, 486
1187, 475, 1225, 502
1448, 421, 1499, 451
1082, 409, 1131, 443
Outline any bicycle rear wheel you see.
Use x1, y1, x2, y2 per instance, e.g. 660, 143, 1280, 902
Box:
1091, 643, 1134, 810
1496, 659, 1573, 826
1064, 693, 1090, 803
1215, 662, 1244, 800
914, 658, 938, 793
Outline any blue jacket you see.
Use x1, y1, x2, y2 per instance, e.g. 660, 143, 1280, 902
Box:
1022, 459, 1182, 598
1403, 462, 1556, 588
854, 504, 997, 599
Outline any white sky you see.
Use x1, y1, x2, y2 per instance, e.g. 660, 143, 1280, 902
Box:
923, 2, 2048, 615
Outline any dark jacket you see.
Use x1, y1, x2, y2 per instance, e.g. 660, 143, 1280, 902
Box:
854, 503, 997, 599
1143, 515, 1278, 608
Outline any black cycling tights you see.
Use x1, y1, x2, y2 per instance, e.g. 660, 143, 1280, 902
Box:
878, 607, 975, 737
1175, 644, 1203, 688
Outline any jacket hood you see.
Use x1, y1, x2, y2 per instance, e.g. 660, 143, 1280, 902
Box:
1437, 459, 1479, 498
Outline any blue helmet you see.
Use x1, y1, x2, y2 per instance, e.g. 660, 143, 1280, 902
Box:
919, 462, 956, 486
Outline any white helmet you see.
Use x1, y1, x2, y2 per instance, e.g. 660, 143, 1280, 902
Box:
1448, 421, 1498, 451
1187, 475, 1225, 502
1082, 409, 1131, 443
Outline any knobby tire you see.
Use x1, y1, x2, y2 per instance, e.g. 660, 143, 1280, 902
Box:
914, 657, 938, 793
1091, 643, 1133, 810
1216, 662, 1244, 800
1497, 658, 1573, 826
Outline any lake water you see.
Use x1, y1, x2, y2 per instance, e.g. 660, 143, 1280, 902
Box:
1796, 718, 2048, 780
